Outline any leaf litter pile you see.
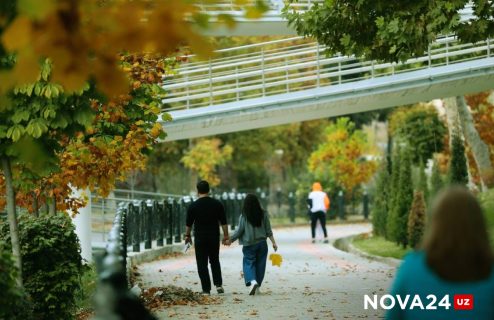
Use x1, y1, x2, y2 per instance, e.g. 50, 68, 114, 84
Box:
142, 285, 222, 310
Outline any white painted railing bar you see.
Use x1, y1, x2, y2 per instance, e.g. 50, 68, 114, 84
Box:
163, 58, 345, 93
174, 35, 468, 79
162, 41, 491, 108
177, 43, 317, 74
163, 38, 477, 93
167, 36, 460, 85
168, 44, 486, 100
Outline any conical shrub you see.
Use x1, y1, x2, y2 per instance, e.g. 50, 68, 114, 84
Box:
407, 191, 426, 249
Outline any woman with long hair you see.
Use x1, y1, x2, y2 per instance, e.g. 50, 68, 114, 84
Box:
228, 194, 278, 295
386, 186, 494, 319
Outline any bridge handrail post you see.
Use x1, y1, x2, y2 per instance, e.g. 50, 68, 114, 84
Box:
261, 47, 266, 96
316, 43, 320, 87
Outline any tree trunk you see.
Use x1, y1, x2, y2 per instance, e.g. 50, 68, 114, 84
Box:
44, 196, 49, 216
456, 96, 493, 191
49, 195, 56, 215
443, 97, 460, 141
32, 191, 39, 217
1, 157, 23, 288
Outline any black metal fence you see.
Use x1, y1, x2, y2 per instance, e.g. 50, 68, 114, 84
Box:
93, 203, 152, 319
124, 195, 247, 253
93, 194, 246, 318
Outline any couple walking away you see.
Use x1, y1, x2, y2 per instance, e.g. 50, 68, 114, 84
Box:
185, 180, 278, 296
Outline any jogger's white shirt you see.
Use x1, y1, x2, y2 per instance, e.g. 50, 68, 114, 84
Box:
308, 190, 328, 213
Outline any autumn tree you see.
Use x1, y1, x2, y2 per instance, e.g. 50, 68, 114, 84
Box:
0, 53, 173, 288
0, 0, 268, 292
465, 91, 494, 187
308, 118, 377, 194
0, 0, 268, 96
284, 1, 492, 190
181, 138, 233, 187
0, 61, 98, 287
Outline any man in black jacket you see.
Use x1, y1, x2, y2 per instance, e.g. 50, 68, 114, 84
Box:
185, 180, 230, 295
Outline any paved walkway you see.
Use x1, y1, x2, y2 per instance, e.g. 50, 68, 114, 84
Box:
137, 224, 397, 319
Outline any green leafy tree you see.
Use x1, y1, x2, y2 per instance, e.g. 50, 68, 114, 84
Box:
389, 105, 447, 165
388, 149, 413, 247
0, 241, 31, 320
1, 213, 83, 320
430, 158, 444, 198
371, 159, 390, 237
449, 130, 469, 186
386, 145, 401, 240
283, 0, 482, 63
0, 61, 96, 287
417, 162, 429, 203
218, 119, 330, 191
181, 138, 233, 187
407, 191, 426, 249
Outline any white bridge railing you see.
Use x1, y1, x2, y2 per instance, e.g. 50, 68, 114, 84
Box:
162, 2, 478, 110
162, 35, 491, 111
195, 0, 322, 15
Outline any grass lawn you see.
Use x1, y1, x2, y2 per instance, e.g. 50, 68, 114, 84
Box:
75, 264, 97, 319
353, 235, 411, 260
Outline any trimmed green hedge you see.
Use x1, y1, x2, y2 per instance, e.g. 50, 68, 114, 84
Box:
0, 241, 32, 319
1, 213, 83, 320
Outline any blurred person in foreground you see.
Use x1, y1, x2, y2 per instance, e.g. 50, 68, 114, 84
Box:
386, 186, 494, 320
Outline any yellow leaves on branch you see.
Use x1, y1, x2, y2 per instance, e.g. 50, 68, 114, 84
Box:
0, 0, 214, 96
308, 118, 378, 192
181, 138, 233, 187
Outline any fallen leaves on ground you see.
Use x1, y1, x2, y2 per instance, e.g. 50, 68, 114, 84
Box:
142, 285, 223, 310
75, 309, 94, 320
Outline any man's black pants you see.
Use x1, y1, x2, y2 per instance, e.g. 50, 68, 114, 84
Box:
310, 211, 328, 238
194, 235, 222, 293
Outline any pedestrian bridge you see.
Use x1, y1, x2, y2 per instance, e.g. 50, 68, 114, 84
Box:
160, 34, 494, 141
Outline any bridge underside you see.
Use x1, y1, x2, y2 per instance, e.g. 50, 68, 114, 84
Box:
161, 58, 494, 141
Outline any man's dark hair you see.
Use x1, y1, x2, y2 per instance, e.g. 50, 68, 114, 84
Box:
196, 180, 210, 194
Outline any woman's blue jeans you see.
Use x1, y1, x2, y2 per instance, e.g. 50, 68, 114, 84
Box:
242, 240, 268, 286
